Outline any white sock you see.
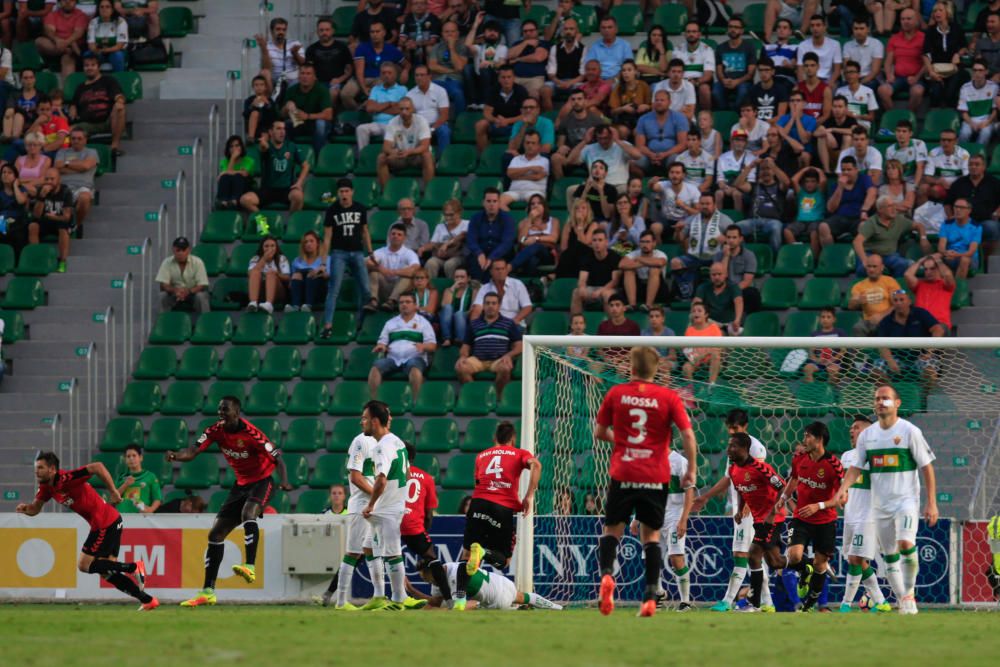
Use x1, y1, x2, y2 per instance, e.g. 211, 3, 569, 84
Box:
842, 573, 863, 606
387, 557, 406, 603
724, 562, 748, 604
674, 565, 691, 604
336, 559, 356, 606
760, 565, 773, 608
885, 556, 907, 601
367, 556, 385, 598
525, 592, 562, 610
862, 570, 885, 604
901, 548, 919, 596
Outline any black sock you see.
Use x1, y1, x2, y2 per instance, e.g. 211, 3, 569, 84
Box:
642, 542, 662, 602
87, 559, 134, 575
455, 562, 470, 596
483, 548, 506, 570
598, 535, 620, 577
106, 572, 152, 604
325, 572, 339, 594
244, 521, 259, 566
203, 542, 225, 590
750, 568, 763, 608
429, 559, 453, 600
803, 568, 827, 609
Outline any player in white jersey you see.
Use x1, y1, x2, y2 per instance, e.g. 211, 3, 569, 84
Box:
639, 450, 695, 611
412, 561, 563, 610
691, 409, 773, 611
836, 385, 938, 615
328, 429, 383, 610
838, 416, 891, 613
362, 399, 425, 610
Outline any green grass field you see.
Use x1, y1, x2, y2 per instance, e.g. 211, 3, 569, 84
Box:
1, 605, 998, 666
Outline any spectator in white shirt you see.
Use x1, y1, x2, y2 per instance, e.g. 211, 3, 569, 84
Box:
407, 64, 452, 153
367, 223, 421, 310
468, 258, 533, 328
376, 97, 435, 186
500, 129, 549, 210
247, 235, 291, 314
255, 17, 304, 94
369, 291, 437, 401
424, 198, 469, 278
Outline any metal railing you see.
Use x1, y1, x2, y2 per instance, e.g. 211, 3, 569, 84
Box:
174, 169, 187, 241
98, 305, 116, 414
190, 137, 204, 235
65, 377, 79, 469
79, 342, 96, 450
208, 104, 220, 204
224, 76, 239, 139
292, 0, 334, 45
120, 272, 136, 388
259, 0, 271, 39
153, 202, 169, 258
136, 238, 153, 344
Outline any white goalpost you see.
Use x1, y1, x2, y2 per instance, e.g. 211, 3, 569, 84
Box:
515, 335, 1000, 608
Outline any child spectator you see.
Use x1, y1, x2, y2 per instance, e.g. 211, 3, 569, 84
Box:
802, 306, 846, 384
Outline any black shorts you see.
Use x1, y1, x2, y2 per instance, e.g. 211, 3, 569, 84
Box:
217, 477, 274, 523
259, 187, 291, 208
752, 521, 784, 550
462, 497, 516, 559
788, 518, 837, 556
82, 517, 123, 558
604, 479, 669, 530
402, 531, 434, 558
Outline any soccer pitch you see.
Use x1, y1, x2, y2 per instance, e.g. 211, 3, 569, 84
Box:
2, 605, 997, 666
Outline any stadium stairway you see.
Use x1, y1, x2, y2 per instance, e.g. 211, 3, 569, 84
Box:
0, 98, 212, 509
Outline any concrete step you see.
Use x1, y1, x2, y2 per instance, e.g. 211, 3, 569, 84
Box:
957, 324, 1000, 336
968, 290, 1000, 307
2, 357, 93, 376
5, 340, 113, 360
0, 376, 98, 394
160, 79, 235, 100
953, 307, 1000, 324
177, 48, 244, 70
0, 393, 76, 411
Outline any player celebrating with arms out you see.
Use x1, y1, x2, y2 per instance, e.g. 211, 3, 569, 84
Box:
773, 421, 844, 612
453, 420, 542, 611
838, 415, 891, 613
596, 346, 697, 618
170, 396, 293, 607
17, 453, 158, 610
835, 384, 938, 614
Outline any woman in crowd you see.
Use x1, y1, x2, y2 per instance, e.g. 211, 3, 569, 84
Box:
878, 158, 915, 217
14, 132, 51, 198
511, 194, 560, 275
247, 234, 290, 314
608, 60, 651, 139
682, 302, 723, 385
87, 0, 130, 73
287, 230, 327, 312
216, 135, 256, 210
556, 197, 598, 278
438, 266, 477, 347
635, 25, 670, 84
411, 267, 440, 323
608, 191, 646, 255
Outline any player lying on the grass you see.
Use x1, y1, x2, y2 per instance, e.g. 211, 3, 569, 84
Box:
630, 449, 695, 611
168, 396, 293, 607
400, 441, 453, 605
711, 433, 787, 612
16, 452, 158, 611
691, 409, 770, 611
596, 346, 697, 618
406, 559, 563, 610
838, 415, 891, 613
835, 384, 938, 615
773, 421, 844, 612
452, 420, 541, 611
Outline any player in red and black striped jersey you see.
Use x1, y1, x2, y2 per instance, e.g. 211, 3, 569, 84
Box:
711, 432, 788, 611
400, 441, 452, 604
16, 452, 158, 610
774, 421, 845, 611
595, 346, 698, 618
167, 396, 292, 607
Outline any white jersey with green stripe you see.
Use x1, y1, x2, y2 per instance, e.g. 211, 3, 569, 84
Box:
371, 432, 409, 515
834, 84, 879, 129
854, 418, 935, 515
839, 447, 872, 525
434, 562, 518, 609
926, 146, 970, 183
674, 40, 715, 81
676, 148, 715, 188
347, 433, 378, 514
885, 139, 929, 184
958, 80, 998, 124
666, 450, 690, 512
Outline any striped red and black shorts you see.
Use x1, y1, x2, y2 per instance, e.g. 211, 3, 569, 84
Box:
82, 517, 123, 558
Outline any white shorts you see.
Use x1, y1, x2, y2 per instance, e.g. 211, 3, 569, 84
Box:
843, 521, 878, 561
875, 506, 919, 552
476, 571, 519, 610
732, 514, 754, 553
661, 510, 687, 556
368, 512, 403, 558
777, 0, 804, 23
346, 512, 373, 554
503, 187, 546, 202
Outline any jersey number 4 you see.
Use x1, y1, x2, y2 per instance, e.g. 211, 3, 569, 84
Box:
627, 408, 648, 444
485, 455, 504, 478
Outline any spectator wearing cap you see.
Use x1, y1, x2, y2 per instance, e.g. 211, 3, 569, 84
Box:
714, 127, 756, 216
156, 236, 210, 313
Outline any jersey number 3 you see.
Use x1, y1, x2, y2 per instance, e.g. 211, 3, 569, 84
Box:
626, 408, 648, 444
485, 455, 504, 478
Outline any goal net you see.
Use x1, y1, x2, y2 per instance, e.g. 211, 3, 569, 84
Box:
514, 334, 1000, 609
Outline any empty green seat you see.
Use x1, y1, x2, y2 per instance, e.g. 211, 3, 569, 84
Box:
416, 417, 459, 453
412, 453, 441, 480
462, 176, 503, 208
378, 382, 413, 415
274, 312, 316, 344
428, 346, 460, 379
259, 347, 301, 380
329, 381, 370, 415
190, 312, 233, 344
13, 40, 44, 71
118, 381, 162, 415
253, 418, 284, 447
200, 211, 242, 242
783, 311, 819, 337
99, 417, 144, 451
192, 244, 227, 276
304, 178, 335, 210
161, 381, 205, 415
89, 453, 123, 487
529, 311, 569, 335
315, 311, 355, 344
442, 454, 477, 488
344, 347, 377, 380
313, 143, 356, 176
761, 278, 798, 309
15, 243, 57, 275
148, 311, 192, 344
0, 309, 24, 342
798, 278, 841, 309
225, 244, 259, 277
207, 490, 228, 512
741, 312, 780, 337
653, 4, 687, 33
133, 347, 176, 379
609, 4, 642, 34
437, 489, 471, 513
496, 381, 522, 416
174, 455, 220, 489
274, 453, 309, 487
0, 244, 13, 275
217, 347, 260, 380
301, 347, 343, 380
268, 489, 292, 512
350, 177, 379, 208
377, 178, 421, 209
453, 111, 481, 144
412, 382, 456, 415
232, 313, 274, 344
476, 144, 506, 176
296, 489, 331, 512
287, 381, 331, 415
284, 418, 325, 452
437, 145, 478, 176
877, 109, 917, 142
815, 244, 856, 276
420, 177, 462, 209
146, 418, 188, 452
795, 383, 837, 416
203, 381, 245, 414
391, 417, 416, 444
461, 418, 499, 452
771, 245, 814, 276
0, 277, 44, 309
244, 381, 288, 415
356, 312, 391, 344
309, 454, 349, 487
328, 418, 359, 452
209, 277, 246, 311
242, 211, 285, 242
543, 278, 577, 309
176, 347, 218, 379
159, 5, 194, 37
919, 108, 960, 141
455, 382, 497, 416
283, 211, 323, 242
